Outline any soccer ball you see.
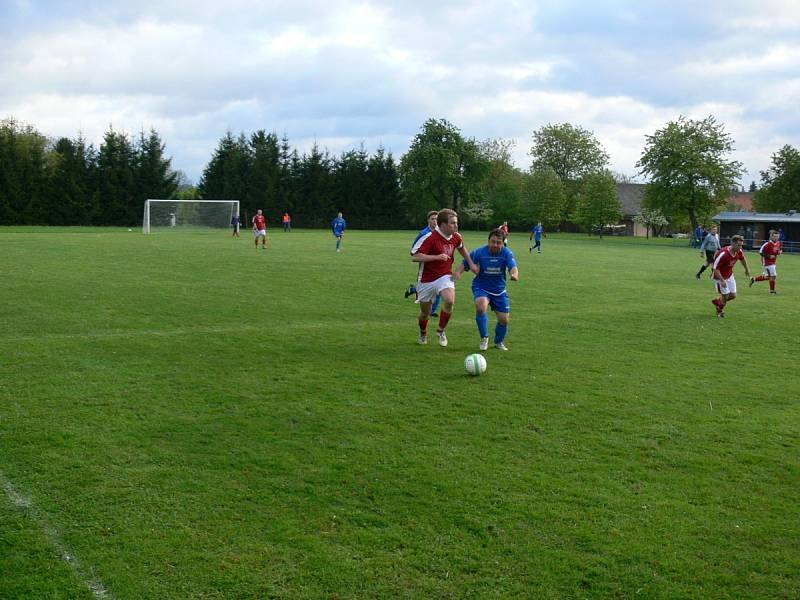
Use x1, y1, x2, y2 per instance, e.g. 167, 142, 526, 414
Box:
464, 353, 487, 376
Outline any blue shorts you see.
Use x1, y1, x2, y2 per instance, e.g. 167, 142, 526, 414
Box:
473, 288, 510, 313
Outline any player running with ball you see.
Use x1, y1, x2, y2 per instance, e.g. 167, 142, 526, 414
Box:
711, 234, 752, 318
411, 209, 478, 346
456, 228, 519, 350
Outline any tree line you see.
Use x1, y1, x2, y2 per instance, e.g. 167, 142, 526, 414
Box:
2, 114, 798, 231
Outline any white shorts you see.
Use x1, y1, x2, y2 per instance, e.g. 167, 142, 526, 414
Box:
416, 274, 455, 303
254, 229, 267, 238
716, 275, 736, 295
763, 265, 777, 277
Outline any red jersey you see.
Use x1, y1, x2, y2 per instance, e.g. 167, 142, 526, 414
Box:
759, 240, 781, 266
712, 246, 744, 279
253, 215, 267, 230
411, 228, 464, 283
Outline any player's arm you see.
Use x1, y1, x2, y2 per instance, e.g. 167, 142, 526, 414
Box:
740, 255, 752, 278
509, 266, 519, 281
411, 252, 448, 263
458, 245, 479, 274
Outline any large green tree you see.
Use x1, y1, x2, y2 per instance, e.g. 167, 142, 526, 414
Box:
753, 144, 800, 213
528, 123, 609, 223
574, 171, 622, 236
637, 115, 743, 232
477, 138, 522, 226
522, 167, 566, 228
399, 118, 486, 224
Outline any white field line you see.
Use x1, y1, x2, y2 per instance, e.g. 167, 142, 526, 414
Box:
0, 470, 114, 600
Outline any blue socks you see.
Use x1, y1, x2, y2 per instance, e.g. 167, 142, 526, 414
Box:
476, 313, 489, 338
494, 323, 507, 344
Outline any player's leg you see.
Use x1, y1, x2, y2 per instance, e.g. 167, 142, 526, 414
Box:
436, 286, 456, 346
430, 293, 442, 316
415, 282, 436, 344
712, 279, 727, 316
474, 295, 490, 350
492, 293, 511, 349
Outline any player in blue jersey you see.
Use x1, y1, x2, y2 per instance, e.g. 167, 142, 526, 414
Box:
404, 210, 443, 315
331, 212, 347, 252
456, 228, 519, 351
530, 222, 544, 253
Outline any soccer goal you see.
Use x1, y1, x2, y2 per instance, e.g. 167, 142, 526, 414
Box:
142, 199, 240, 234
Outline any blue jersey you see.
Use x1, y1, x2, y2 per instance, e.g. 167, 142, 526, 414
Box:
532, 224, 543, 240
331, 217, 346, 236
464, 245, 517, 295
411, 226, 432, 248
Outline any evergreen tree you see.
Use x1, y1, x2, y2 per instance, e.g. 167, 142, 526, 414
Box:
95, 127, 138, 226
47, 136, 98, 225
135, 128, 178, 206
333, 146, 369, 227
247, 130, 282, 220
0, 118, 48, 224
198, 132, 252, 206
296, 143, 334, 227
365, 147, 404, 229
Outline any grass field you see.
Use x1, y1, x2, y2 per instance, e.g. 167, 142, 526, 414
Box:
1, 227, 798, 599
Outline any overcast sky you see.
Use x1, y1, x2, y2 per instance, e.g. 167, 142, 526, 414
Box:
2, 0, 799, 185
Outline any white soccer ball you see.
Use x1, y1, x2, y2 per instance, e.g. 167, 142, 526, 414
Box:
128, 228, 132, 231
464, 353, 487, 376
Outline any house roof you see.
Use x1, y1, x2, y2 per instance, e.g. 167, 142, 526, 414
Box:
616, 183, 646, 216
712, 211, 800, 223
727, 192, 755, 212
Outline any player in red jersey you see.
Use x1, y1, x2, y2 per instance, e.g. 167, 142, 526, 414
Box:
252, 209, 268, 249
749, 229, 782, 294
411, 208, 479, 346
711, 234, 752, 318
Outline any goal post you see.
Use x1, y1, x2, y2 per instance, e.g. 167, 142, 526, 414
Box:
142, 199, 240, 234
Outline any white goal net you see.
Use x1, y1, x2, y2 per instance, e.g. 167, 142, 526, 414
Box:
142, 199, 240, 234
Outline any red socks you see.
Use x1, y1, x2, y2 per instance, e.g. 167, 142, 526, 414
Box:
438, 311, 451, 331
418, 317, 428, 334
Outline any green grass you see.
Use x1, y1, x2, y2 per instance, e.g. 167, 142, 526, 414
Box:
1, 228, 798, 599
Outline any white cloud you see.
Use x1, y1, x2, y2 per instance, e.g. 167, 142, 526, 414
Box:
1, 0, 799, 185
